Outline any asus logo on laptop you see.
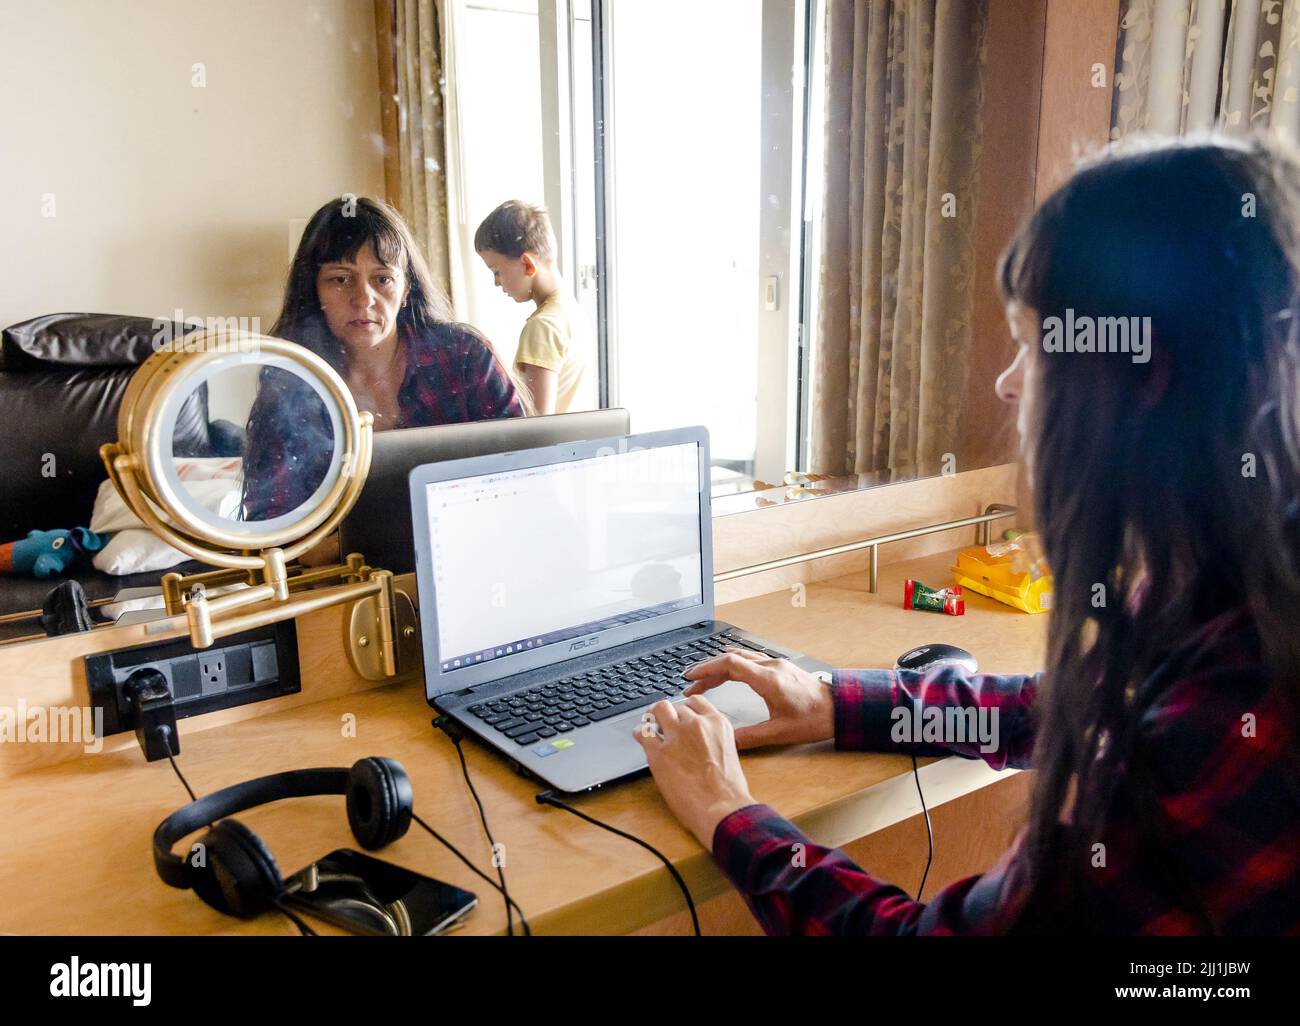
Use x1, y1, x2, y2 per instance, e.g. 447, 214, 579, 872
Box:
569, 636, 600, 652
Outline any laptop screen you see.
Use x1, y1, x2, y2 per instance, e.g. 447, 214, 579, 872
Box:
423, 440, 705, 673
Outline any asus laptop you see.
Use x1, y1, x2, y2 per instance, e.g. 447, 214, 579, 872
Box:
339, 409, 630, 575
410, 426, 832, 793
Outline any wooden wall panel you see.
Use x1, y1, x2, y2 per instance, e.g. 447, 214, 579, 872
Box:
961, 0, 1048, 473
1035, 0, 1123, 204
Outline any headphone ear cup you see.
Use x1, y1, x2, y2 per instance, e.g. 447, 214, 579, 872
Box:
185, 827, 231, 915
192, 820, 284, 919
347, 757, 413, 850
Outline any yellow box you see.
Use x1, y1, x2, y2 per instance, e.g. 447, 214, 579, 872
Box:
950, 544, 1052, 614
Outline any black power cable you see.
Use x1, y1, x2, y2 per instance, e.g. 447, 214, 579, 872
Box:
167, 753, 197, 802
165, 744, 527, 936
273, 899, 318, 936
165, 754, 316, 936
535, 790, 700, 936
432, 715, 529, 936
911, 755, 934, 901
410, 812, 531, 935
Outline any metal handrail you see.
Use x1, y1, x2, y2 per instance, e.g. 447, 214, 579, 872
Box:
0, 594, 119, 626
713, 503, 1018, 592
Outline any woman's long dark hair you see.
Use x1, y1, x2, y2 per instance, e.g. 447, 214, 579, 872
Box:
270, 196, 530, 406
998, 135, 1300, 929
241, 197, 530, 518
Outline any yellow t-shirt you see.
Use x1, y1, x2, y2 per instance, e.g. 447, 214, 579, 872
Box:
515, 290, 591, 413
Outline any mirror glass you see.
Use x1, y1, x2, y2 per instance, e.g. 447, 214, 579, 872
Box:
0, 0, 1048, 633
164, 360, 339, 536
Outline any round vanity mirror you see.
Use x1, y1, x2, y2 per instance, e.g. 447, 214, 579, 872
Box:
106, 328, 371, 564
99, 327, 408, 677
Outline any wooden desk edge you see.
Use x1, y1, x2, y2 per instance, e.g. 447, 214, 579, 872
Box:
519, 756, 1018, 935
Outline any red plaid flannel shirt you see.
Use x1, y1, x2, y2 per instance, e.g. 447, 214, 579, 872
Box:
712, 609, 1300, 934
387, 322, 525, 429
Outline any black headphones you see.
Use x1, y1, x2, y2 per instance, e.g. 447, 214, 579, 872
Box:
153, 757, 413, 919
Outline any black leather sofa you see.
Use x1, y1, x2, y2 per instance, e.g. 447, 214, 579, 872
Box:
0, 313, 239, 635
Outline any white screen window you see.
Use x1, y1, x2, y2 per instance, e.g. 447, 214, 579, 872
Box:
426, 442, 703, 669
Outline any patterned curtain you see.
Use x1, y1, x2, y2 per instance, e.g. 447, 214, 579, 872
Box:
1113, 0, 1300, 140
374, 0, 457, 305
811, 0, 989, 479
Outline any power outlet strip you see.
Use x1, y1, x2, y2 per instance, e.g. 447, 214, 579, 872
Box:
85, 621, 300, 737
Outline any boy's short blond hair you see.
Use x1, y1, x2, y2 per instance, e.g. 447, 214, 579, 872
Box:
474, 200, 556, 263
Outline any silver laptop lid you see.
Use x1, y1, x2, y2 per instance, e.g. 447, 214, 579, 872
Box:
411, 427, 714, 700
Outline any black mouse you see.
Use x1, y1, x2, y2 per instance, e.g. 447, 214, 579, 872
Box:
894, 643, 979, 675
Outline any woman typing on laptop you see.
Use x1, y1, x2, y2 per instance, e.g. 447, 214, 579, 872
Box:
636, 137, 1300, 934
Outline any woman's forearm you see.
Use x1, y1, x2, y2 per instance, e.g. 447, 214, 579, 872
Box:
831, 666, 1041, 770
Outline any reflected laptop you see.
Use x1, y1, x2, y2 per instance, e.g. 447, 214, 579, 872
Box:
410, 426, 832, 793
339, 409, 629, 574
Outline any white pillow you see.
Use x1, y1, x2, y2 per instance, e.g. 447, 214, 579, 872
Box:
90, 457, 243, 534
90, 457, 244, 575
94, 528, 191, 576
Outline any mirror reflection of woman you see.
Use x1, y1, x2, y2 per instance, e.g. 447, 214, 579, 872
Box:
241, 197, 527, 553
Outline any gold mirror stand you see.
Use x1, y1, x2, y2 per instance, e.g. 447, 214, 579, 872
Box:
99, 331, 420, 681
157, 553, 420, 681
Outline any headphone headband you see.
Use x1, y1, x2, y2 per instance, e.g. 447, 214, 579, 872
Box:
153, 767, 350, 888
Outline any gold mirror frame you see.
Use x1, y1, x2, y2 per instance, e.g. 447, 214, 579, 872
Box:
108, 332, 363, 557
98, 330, 407, 678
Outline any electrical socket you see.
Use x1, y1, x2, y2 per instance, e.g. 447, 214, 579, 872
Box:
199, 654, 227, 693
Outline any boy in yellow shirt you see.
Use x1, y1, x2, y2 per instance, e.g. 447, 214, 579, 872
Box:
474, 201, 590, 414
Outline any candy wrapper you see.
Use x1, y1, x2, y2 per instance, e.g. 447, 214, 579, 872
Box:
904, 579, 966, 615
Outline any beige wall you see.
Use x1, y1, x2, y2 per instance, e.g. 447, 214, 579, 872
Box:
0, 0, 385, 330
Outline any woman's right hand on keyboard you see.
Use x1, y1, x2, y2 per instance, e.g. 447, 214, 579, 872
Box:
682, 648, 835, 749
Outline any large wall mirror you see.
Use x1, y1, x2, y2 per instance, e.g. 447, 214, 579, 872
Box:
0, 0, 1046, 642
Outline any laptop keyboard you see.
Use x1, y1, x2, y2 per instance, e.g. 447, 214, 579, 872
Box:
463, 630, 779, 746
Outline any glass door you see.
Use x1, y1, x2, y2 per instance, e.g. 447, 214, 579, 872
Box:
592, 0, 808, 491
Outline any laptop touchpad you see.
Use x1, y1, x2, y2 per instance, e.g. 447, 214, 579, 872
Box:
605, 680, 770, 738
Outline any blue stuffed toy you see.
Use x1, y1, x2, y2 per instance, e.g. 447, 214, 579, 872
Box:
0, 528, 108, 579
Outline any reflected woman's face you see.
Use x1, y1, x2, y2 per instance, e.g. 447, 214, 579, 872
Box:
316, 241, 408, 355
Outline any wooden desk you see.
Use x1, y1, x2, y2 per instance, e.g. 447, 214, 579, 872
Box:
0, 550, 1044, 935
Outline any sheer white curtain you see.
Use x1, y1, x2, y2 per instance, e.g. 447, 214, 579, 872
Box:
1113, 0, 1300, 140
